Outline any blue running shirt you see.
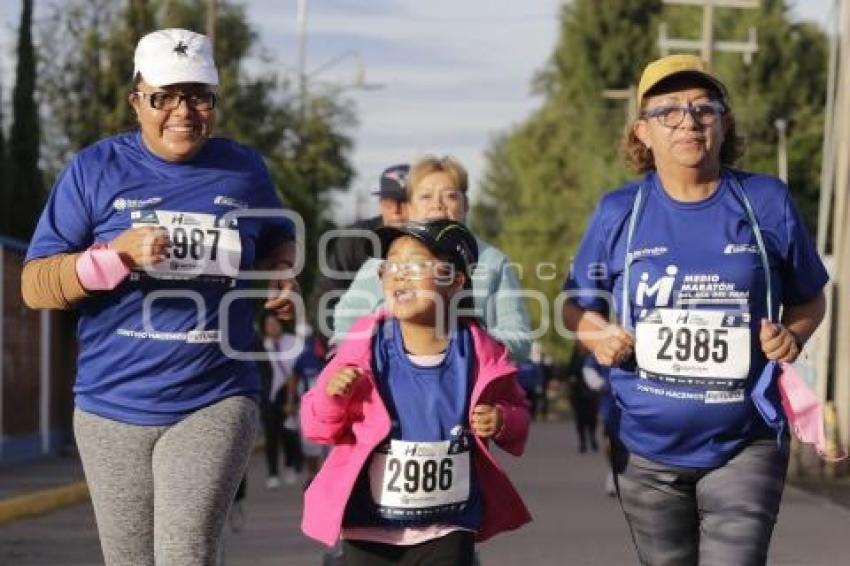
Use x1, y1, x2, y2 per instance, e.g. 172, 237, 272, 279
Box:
565, 169, 827, 468
26, 132, 294, 425
343, 319, 482, 529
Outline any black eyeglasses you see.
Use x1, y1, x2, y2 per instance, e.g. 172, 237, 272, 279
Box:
135, 91, 217, 111
641, 100, 725, 128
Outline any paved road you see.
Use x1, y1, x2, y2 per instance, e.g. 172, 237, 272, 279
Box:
2, 421, 849, 565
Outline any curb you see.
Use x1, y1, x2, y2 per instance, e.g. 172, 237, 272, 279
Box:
0, 440, 267, 526
0, 481, 90, 526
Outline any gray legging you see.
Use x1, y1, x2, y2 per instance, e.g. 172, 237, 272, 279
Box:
74, 396, 259, 566
614, 438, 789, 566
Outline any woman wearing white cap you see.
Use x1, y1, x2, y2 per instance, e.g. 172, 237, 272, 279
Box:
21, 29, 299, 565
562, 54, 827, 565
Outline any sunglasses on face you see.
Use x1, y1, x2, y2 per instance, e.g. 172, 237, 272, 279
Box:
135, 91, 217, 111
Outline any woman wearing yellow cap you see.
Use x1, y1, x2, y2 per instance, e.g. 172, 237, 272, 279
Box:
562, 54, 827, 565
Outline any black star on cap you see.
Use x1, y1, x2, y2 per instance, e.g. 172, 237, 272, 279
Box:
173, 41, 188, 56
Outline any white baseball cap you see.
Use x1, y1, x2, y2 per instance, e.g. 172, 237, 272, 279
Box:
133, 28, 219, 87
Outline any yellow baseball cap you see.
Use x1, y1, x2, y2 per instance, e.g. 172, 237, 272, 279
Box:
637, 54, 727, 104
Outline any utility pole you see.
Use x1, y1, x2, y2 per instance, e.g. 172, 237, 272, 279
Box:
658, 0, 759, 65
353, 187, 368, 223
602, 87, 637, 127
819, 0, 842, 255
828, 0, 850, 451
774, 119, 788, 183
297, 0, 308, 114
206, 0, 217, 46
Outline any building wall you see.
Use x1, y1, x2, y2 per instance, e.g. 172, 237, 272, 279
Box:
1, 239, 77, 462
2, 245, 41, 438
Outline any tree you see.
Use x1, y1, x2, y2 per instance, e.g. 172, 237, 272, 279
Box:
471, 0, 663, 359
102, 0, 156, 134
7, 0, 44, 241
38, 0, 152, 170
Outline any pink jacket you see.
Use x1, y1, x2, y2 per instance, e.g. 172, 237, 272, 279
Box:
300, 312, 532, 547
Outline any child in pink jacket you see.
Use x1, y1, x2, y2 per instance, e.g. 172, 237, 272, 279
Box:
301, 219, 531, 565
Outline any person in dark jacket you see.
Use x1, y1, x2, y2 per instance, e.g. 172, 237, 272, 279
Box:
312, 164, 408, 339
566, 345, 600, 453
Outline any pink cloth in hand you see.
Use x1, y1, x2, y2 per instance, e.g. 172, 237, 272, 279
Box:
75, 244, 130, 291
778, 362, 846, 461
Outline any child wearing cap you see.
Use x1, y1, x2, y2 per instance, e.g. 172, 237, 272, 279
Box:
300, 219, 531, 564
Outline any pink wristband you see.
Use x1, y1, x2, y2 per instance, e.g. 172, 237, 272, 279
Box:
75, 243, 131, 291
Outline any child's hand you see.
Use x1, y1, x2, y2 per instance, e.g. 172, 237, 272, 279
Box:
325, 367, 363, 398
471, 404, 503, 439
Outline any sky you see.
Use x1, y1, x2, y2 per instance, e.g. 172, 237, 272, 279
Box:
0, 0, 835, 224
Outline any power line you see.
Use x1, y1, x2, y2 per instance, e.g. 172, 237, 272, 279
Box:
399, 14, 557, 24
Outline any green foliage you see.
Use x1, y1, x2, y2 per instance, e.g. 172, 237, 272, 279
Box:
38, 0, 140, 168
267, 93, 356, 298
101, 0, 155, 135
471, 0, 828, 360
7, 0, 43, 241
472, 0, 663, 359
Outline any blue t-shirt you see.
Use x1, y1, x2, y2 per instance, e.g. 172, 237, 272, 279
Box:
343, 319, 482, 529
516, 360, 542, 391
294, 339, 325, 396
565, 169, 828, 468
26, 131, 294, 425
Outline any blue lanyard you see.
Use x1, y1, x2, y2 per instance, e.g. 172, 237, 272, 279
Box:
620, 171, 773, 329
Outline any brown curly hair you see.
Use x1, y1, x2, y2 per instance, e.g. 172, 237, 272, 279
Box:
621, 95, 744, 174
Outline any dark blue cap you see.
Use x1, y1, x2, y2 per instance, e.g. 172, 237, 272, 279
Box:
372, 164, 409, 201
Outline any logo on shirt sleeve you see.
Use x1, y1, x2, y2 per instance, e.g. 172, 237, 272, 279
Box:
214, 195, 248, 209
113, 197, 163, 211
723, 243, 759, 255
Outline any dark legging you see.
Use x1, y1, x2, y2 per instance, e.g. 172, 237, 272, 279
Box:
261, 395, 283, 476
281, 427, 303, 472
614, 438, 789, 566
570, 393, 599, 451
261, 389, 302, 476
343, 531, 475, 566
